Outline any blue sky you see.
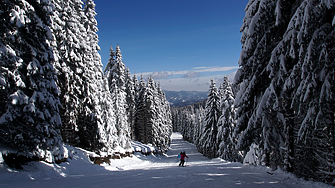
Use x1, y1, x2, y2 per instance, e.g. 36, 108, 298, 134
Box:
95, 0, 249, 91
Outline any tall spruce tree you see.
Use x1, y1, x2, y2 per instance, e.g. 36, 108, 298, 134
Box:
133, 75, 172, 151
125, 68, 135, 139
217, 77, 240, 162
157, 83, 172, 150
134, 75, 148, 143
198, 79, 221, 158
236, 0, 335, 182
171, 99, 206, 151
0, 0, 66, 161
77, 0, 118, 153
145, 76, 158, 146
49, 0, 87, 145
105, 45, 131, 150
267, 0, 335, 181
145, 78, 172, 151
234, 0, 289, 167
49, 0, 118, 154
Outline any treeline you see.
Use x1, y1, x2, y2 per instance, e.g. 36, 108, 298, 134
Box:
173, 0, 335, 184
172, 77, 239, 161
0, 0, 171, 163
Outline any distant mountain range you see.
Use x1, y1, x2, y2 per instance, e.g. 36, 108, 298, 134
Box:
163, 90, 208, 107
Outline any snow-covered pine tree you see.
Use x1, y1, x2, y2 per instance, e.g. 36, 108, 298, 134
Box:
104, 46, 115, 90
255, 0, 301, 173
270, 0, 335, 181
178, 108, 185, 134
194, 105, 205, 146
134, 75, 148, 143
104, 45, 131, 150
181, 109, 189, 141
125, 68, 135, 139
49, 0, 87, 145
145, 76, 160, 147
0, 0, 66, 162
181, 105, 196, 143
236, 0, 335, 182
83, 0, 100, 57
72, 0, 100, 151
218, 82, 224, 100
217, 77, 240, 162
156, 83, 172, 151
49, 0, 117, 154
171, 99, 206, 148
301, 2, 335, 181
133, 73, 140, 97
96, 76, 118, 155
171, 108, 178, 132
234, 0, 289, 167
171, 106, 184, 133
133, 75, 171, 151
216, 82, 225, 149
76, 0, 120, 154
198, 79, 221, 158
146, 76, 170, 151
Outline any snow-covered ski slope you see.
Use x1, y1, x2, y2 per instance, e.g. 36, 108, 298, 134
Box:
0, 133, 330, 188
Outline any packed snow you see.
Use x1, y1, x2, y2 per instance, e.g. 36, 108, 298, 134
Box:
0, 133, 330, 188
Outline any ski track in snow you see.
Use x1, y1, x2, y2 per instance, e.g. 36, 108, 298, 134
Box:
0, 133, 331, 188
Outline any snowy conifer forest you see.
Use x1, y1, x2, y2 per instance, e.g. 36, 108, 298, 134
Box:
0, 0, 172, 164
0, 0, 335, 186
172, 0, 335, 184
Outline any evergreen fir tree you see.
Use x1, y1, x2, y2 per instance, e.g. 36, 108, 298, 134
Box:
149, 81, 172, 151
234, 0, 289, 167
49, 0, 87, 145
157, 83, 172, 150
133, 75, 172, 151
0, 0, 65, 161
198, 79, 221, 158
270, 0, 335, 181
133, 73, 140, 93
105, 45, 131, 150
194, 105, 205, 146
78, 0, 119, 154
171, 99, 206, 148
236, 0, 335, 182
49, 0, 118, 154
134, 75, 148, 143
125, 68, 135, 139
217, 77, 240, 162
145, 76, 158, 146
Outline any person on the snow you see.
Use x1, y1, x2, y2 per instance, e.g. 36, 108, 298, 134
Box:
179, 151, 189, 167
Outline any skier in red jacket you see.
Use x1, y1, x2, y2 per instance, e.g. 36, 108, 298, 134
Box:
178, 151, 189, 167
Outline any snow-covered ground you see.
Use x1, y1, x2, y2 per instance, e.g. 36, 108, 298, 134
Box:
0, 133, 331, 188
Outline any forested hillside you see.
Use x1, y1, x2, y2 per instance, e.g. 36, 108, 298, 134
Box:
173, 0, 335, 184
164, 90, 208, 107
0, 0, 172, 163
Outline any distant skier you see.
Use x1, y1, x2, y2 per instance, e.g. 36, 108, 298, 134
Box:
178, 151, 189, 167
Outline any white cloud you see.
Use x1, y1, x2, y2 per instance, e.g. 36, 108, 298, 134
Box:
158, 77, 209, 91
150, 71, 169, 79
192, 66, 239, 73
192, 66, 208, 70
137, 66, 239, 91
159, 72, 237, 91
140, 66, 239, 78
182, 71, 201, 78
